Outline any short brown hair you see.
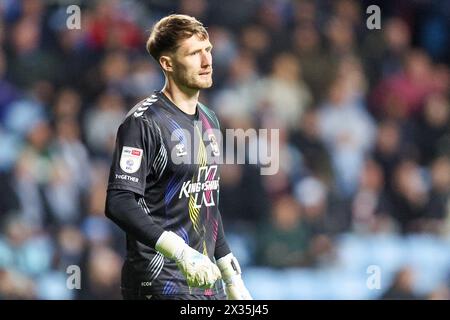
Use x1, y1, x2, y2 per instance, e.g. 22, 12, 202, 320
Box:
146, 14, 208, 61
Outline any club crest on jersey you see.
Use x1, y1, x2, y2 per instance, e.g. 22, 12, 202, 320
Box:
208, 134, 220, 157
120, 146, 143, 173
175, 143, 187, 157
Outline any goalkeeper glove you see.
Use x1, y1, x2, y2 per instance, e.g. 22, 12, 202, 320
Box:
217, 253, 252, 300
155, 231, 221, 288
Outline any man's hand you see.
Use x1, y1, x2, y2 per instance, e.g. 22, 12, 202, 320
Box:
155, 231, 221, 288
217, 253, 252, 300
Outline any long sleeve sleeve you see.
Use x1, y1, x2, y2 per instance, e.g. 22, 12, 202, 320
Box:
105, 189, 164, 248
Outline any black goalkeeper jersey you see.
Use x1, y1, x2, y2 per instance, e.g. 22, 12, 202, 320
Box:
107, 91, 225, 296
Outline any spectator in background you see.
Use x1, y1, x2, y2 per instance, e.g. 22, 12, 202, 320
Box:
317, 60, 376, 197
427, 285, 450, 300
256, 195, 312, 268
291, 22, 335, 104
371, 120, 403, 195
2, 82, 47, 138
295, 176, 337, 266
54, 226, 86, 273
80, 245, 122, 299
86, 0, 142, 52
380, 267, 424, 300
7, 16, 61, 89
13, 120, 54, 229
351, 158, 395, 234
294, 175, 344, 236
0, 50, 20, 122
370, 49, 436, 120
292, 0, 316, 26
289, 108, 333, 185
255, 118, 304, 199
177, 0, 209, 23
99, 51, 131, 96
390, 159, 429, 233
417, 1, 450, 63
362, 17, 412, 88
84, 91, 126, 159
0, 268, 36, 299
212, 50, 260, 126
324, 16, 357, 60
0, 170, 20, 216
123, 58, 164, 101
219, 163, 269, 232
0, 215, 54, 279
254, 0, 291, 53
206, 26, 238, 86
46, 118, 90, 225
414, 94, 450, 166
52, 88, 82, 122
239, 24, 272, 74
82, 162, 118, 249
425, 156, 450, 232
256, 52, 312, 131
332, 0, 362, 30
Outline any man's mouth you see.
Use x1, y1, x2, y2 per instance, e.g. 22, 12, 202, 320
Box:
199, 70, 212, 75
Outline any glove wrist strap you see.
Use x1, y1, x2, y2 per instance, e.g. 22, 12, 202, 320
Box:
217, 253, 242, 283
155, 231, 185, 261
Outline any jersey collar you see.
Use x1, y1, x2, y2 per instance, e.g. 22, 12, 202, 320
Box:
157, 91, 199, 122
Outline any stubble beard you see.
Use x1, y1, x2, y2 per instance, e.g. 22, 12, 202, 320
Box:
176, 69, 213, 90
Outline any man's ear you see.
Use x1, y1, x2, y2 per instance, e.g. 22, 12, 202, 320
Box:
159, 55, 173, 73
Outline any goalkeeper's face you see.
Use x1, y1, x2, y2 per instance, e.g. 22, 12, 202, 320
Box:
167, 34, 213, 90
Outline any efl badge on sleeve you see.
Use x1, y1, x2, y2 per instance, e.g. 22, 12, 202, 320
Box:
120, 146, 143, 174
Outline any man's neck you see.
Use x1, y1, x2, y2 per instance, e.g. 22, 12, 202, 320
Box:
162, 81, 199, 115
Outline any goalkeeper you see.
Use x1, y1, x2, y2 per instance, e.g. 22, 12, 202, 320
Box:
105, 14, 251, 300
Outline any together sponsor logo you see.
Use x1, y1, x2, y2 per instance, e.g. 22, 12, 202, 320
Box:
179, 165, 219, 208
116, 174, 139, 183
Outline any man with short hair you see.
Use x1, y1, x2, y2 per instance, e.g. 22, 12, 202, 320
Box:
105, 14, 252, 300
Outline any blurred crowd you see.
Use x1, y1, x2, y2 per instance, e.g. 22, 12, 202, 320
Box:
0, 0, 449, 299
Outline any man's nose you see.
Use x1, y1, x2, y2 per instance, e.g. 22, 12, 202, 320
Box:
201, 51, 212, 67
